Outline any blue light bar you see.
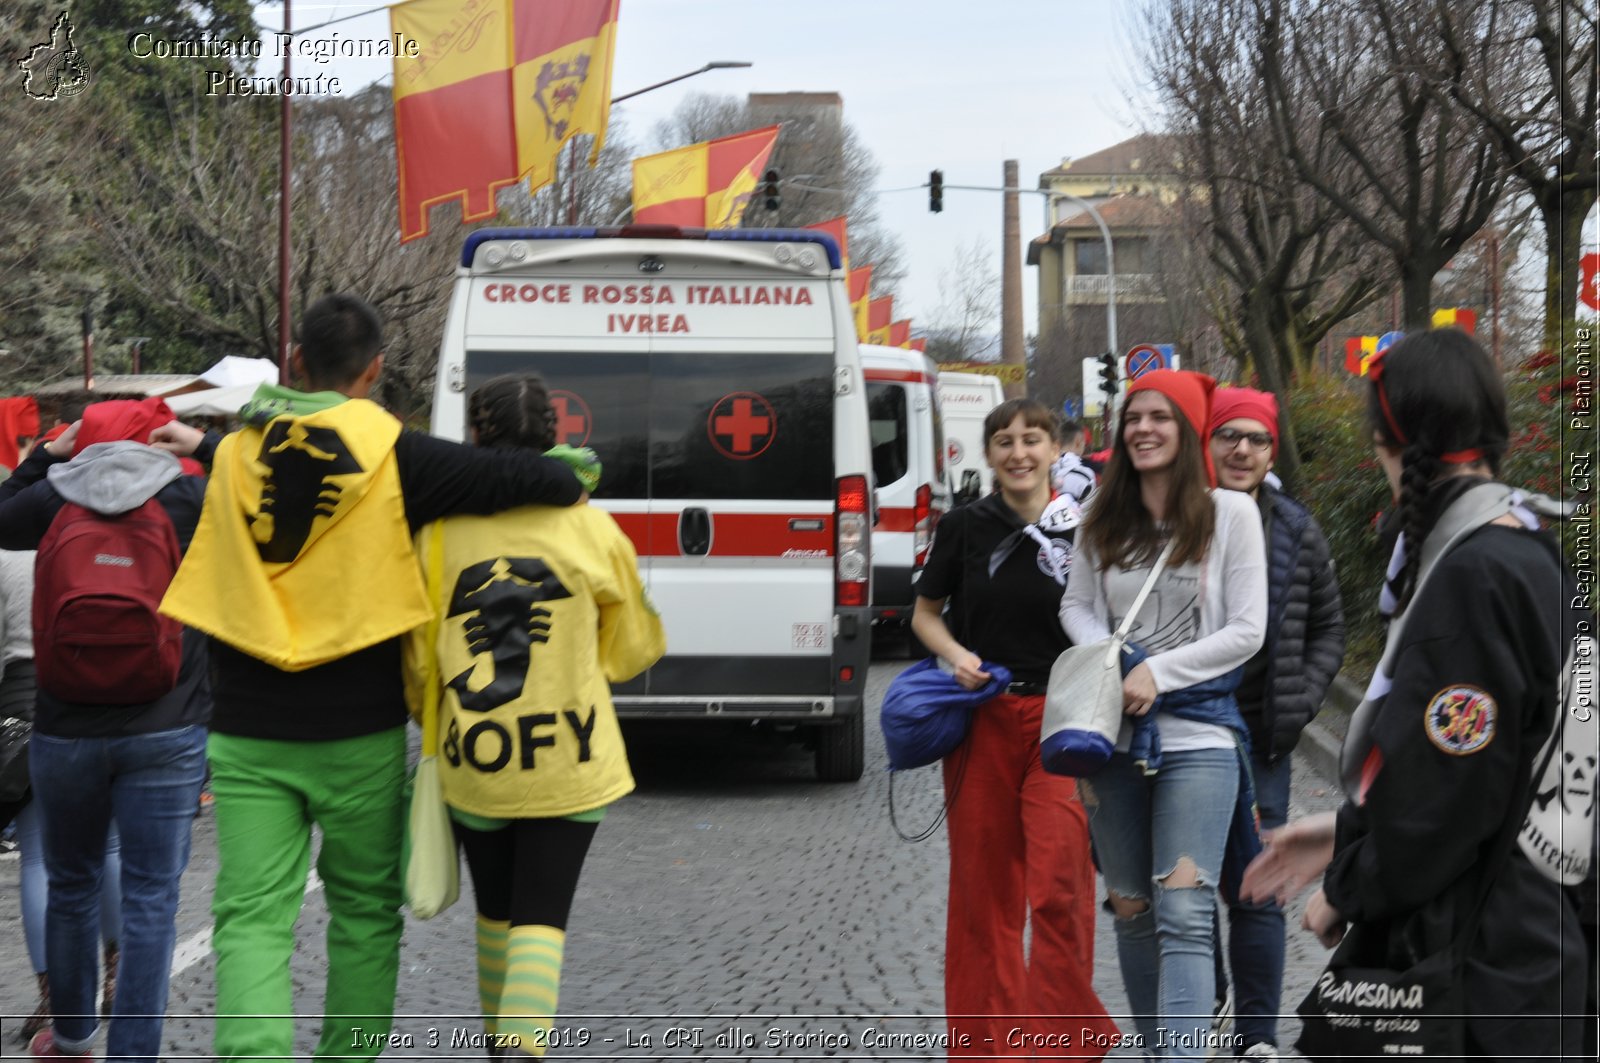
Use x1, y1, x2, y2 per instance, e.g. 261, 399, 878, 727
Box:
460, 226, 843, 270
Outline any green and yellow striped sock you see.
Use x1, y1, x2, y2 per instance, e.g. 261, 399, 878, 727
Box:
475, 916, 510, 1037
499, 924, 565, 1057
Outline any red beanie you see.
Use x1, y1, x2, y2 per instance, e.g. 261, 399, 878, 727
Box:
1125, 369, 1218, 486
73, 397, 203, 475
1209, 387, 1280, 455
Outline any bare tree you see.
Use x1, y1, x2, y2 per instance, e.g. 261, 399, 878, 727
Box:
924, 239, 1000, 361
1261, 0, 1508, 329
1437, 0, 1597, 352
1145, 0, 1385, 483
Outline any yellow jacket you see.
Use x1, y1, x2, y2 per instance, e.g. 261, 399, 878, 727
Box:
407, 503, 664, 819
161, 399, 431, 671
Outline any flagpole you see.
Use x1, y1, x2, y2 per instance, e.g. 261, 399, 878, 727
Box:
278, 0, 293, 384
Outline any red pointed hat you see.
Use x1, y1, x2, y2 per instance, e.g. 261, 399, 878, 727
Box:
1209, 387, 1280, 455
73, 397, 203, 475
1125, 369, 1218, 485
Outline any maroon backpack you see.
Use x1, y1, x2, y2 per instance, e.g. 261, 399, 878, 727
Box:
32, 497, 184, 705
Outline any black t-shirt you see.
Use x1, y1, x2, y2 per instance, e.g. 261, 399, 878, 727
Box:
916, 493, 1077, 684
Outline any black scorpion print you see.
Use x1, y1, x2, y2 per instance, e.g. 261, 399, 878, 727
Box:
252, 423, 364, 563
447, 557, 574, 714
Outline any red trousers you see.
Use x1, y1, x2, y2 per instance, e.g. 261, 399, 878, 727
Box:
943, 693, 1118, 1059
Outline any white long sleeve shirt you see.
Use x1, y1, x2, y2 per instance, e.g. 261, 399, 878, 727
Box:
1061, 488, 1267, 750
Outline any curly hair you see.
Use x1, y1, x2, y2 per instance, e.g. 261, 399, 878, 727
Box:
468, 373, 558, 451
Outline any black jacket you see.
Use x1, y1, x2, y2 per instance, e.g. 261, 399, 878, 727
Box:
1323, 525, 1586, 1057
1238, 484, 1345, 762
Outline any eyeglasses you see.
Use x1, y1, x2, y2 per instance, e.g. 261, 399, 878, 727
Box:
1212, 427, 1273, 451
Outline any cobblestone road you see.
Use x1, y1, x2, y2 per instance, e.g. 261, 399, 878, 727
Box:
0, 659, 1344, 1060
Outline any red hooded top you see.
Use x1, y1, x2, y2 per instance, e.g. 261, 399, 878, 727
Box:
74, 398, 204, 476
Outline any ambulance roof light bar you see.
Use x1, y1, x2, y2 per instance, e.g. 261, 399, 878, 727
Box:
461, 227, 843, 270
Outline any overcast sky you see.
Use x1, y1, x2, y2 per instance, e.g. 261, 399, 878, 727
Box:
251, 1, 1153, 339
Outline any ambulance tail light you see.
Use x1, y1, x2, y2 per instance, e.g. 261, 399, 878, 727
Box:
836, 475, 869, 607
913, 483, 934, 566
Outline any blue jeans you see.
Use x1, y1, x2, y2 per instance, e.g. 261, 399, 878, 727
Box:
29, 726, 207, 1062
16, 799, 123, 973
1221, 752, 1291, 1048
1081, 749, 1239, 1059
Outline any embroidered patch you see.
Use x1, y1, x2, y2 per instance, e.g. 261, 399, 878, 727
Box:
1036, 538, 1072, 579
1424, 685, 1497, 756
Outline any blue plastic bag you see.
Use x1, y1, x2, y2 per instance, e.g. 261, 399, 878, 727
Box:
880, 658, 1013, 771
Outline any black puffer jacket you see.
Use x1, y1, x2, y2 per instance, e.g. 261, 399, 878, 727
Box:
1245, 484, 1345, 762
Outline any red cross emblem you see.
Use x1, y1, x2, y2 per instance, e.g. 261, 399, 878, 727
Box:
549, 390, 591, 447
707, 392, 776, 460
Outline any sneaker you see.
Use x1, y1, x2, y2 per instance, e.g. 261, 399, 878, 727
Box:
1239, 1044, 1277, 1061
1206, 988, 1234, 1059
28, 1029, 91, 1059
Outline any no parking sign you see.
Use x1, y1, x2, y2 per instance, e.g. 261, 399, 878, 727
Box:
1125, 344, 1175, 380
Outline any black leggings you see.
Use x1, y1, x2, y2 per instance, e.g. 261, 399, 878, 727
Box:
452, 816, 599, 929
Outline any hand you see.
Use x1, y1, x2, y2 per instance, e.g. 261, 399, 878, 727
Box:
1303, 888, 1346, 948
149, 420, 205, 457
947, 650, 992, 692
44, 421, 80, 458
1240, 811, 1338, 906
1122, 661, 1157, 716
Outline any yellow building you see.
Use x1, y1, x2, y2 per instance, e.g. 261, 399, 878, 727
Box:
1027, 134, 1179, 345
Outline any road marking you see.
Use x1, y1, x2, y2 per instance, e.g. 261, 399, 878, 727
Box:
171, 869, 323, 975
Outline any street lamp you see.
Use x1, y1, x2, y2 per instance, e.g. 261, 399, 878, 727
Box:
1047, 192, 1118, 360
611, 60, 752, 105
570, 61, 753, 223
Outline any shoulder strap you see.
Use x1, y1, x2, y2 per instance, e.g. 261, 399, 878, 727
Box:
419, 525, 446, 758
1101, 539, 1177, 667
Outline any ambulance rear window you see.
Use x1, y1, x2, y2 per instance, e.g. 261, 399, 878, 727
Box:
650, 351, 833, 500
463, 349, 834, 501
464, 350, 649, 499
867, 382, 908, 487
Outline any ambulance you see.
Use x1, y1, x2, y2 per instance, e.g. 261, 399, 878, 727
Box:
431, 227, 874, 781
937, 371, 1006, 504
860, 344, 949, 644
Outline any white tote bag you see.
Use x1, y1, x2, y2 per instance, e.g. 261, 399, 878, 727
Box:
1040, 540, 1173, 777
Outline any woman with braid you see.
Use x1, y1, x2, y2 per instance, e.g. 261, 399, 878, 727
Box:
406, 373, 664, 1057
1243, 330, 1588, 1057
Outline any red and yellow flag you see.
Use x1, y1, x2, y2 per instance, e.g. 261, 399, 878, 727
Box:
1430, 307, 1477, 334
866, 296, 894, 346
910, 337, 927, 353
392, 0, 619, 243
848, 265, 873, 341
889, 320, 911, 349
1344, 335, 1379, 375
805, 216, 849, 270
632, 126, 780, 228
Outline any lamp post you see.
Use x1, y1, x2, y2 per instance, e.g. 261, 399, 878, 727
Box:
1047, 192, 1117, 359
570, 60, 753, 223
611, 60, 752, 105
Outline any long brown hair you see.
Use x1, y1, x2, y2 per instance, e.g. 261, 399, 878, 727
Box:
1081, 392, 1216, 568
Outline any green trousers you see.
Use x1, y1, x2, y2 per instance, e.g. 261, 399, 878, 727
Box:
208, 728, 407, 1062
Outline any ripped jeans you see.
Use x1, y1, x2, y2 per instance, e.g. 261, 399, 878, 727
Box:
1080, 749, 1238, 1058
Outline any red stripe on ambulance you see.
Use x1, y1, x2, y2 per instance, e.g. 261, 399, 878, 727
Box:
612, 513, 834, 558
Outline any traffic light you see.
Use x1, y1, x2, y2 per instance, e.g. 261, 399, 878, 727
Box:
1098, 353, 1118, 397
762, 169, 780, 211
929, 169, 944, 213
